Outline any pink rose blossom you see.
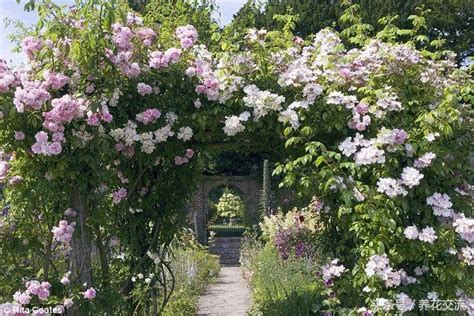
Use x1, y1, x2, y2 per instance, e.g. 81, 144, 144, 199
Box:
175, 25, 198, 49
82, 287, 96, 300
185, 149, 194, 159
14, 131, 25, 140
137, 83, 152, 96
112, 188, 127, 204
22, 36, 43, 59
174, 156, 184, 165
64, 208, 77, 217
136, 108, 161, 125
51, 220, 75, 245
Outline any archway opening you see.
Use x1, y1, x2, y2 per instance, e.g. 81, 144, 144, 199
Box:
207, 184, 247, 237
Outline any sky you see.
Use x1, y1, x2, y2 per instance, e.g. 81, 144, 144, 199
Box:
0, 0, 247, 65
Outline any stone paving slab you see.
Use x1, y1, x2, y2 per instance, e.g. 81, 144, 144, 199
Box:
197, 266, 251, 316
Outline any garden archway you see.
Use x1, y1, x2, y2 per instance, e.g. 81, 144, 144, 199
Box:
188, 175, 261, 244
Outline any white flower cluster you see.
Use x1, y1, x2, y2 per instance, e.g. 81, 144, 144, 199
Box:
376, 178, 407, 197
453, 215, 474, 244
109, 113, 188, 153
177, 126, 193, 142
376, 167, 424, 197
375, 87, 403, 113
278, 108, 300, 129
426, 192, 454, 217
365, 254, 416, 288
400, 167, 424, 188
460, 246, 473, 265
321, 259, 347, 282
403, 225, 438, 244
338, 133, 385, 166
243, 85, 285, 120
327, 91, 357, 109
110, 121, 140, 146
414, 152, 436, 169
154, 125, 174, 143
223, 112, 250, 136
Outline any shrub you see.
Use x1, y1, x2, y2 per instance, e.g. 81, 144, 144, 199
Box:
241, 237, 327, 315
216, 190, 245, 220
162, 240, 220, 315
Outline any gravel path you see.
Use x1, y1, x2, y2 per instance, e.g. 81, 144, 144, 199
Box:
197, 266, 251, 316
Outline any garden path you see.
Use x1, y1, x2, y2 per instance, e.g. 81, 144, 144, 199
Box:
197, 266, 251, 315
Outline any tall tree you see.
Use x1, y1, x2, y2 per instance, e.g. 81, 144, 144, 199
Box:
246, 0, 473, 60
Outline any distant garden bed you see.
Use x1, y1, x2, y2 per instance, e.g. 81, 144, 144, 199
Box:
208, 224, 247, 237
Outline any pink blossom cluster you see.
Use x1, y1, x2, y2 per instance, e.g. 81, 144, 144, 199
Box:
137, 83, 152, 96
426, 192, 454, 217
321, 259, 347, 282
0, 59, 15, 93
375, 88, 403, 112
42, 70, 70, 90
43, 95, 85, 132
243, 85, 285, 119
355, 145, 385, 165
453, 215, 474, 244
376, 165, 424, 197
13, 280, 51, 305
15, 131, 25, 140
400, 166, 424, 188
175, 25, 198, 49
403, 225, 438, 243
195, 78, 220, 101
14, 80, 51, 113
64, 208, 77, 217
51, 220, 75, 245
31, 131, 63, 156
376, 178, 407, 197
82, 287, 96, 300
149, 48, 182, 69
190, 46, 247, 104
174, 149, 194, 166
21, 36, 43, 59
177, 126, 193, 142
105, 49, 141, 78
127, 12, 143, 26
136, 27, 156, 46
377, 128, 408, 146
413, 152, 436, 169
112, 188, 127, 204
327, 92, 373, 131
136, 108, 161, 125
365, 254, 416, 288
112, 23, 134, 51
338, 134, 385, 165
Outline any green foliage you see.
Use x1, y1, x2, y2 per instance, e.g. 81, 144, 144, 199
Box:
240, 238, 326, 315
161, 237, 220, 315
250, 0, 473, 61
216, 189, 245, 219
144, 0, 218, 46
208, 224, 247, 237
